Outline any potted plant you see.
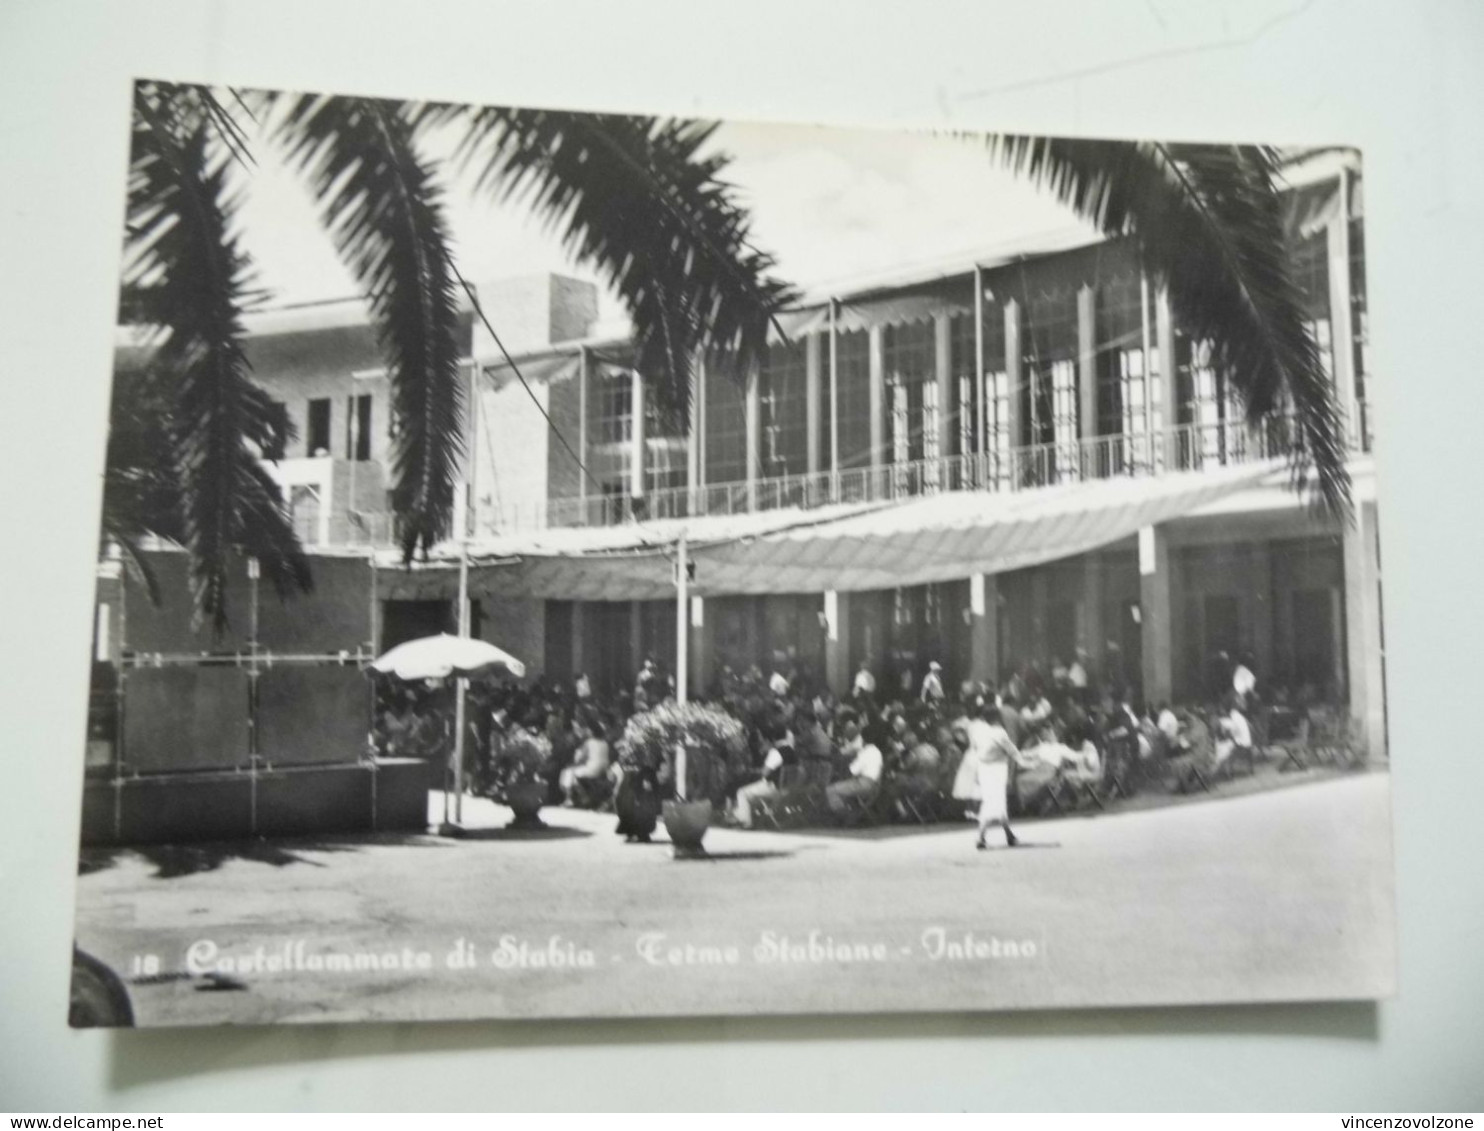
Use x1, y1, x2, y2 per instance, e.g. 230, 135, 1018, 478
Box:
617, 701, 746, 858
489, 729, 552, 830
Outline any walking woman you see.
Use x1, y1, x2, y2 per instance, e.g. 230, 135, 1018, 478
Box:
971, 705, 1034, 850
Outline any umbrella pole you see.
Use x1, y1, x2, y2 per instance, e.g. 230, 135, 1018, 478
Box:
449, 542, 471, 831
676, 531, 688, 704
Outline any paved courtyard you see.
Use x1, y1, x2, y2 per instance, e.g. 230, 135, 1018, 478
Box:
72, 772, 1396, 1026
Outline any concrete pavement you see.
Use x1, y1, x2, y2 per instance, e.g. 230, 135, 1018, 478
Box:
72, 772, 1397, 1026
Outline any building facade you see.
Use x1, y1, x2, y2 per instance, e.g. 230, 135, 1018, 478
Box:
103, 152, 1385, 759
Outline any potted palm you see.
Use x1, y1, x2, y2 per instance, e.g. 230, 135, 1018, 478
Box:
618, 701, 746, 858
489, 729, 552, 830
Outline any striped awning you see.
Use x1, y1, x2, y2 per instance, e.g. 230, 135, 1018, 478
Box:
377, 462, 1281, 603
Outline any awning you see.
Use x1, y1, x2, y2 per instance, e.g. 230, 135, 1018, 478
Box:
480, 351, 581, 388
1281, 171, 1363, 240
376, 461, 1281, 603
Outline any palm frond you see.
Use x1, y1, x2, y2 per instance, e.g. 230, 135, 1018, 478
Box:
275, 94, 465, 561
120, 81, 311, 630
430, 105, 796, 424
985, 136, 1350, 519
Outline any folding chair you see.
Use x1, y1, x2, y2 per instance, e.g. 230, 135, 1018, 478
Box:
1064, 762, 1107, 811
1306, 710, 1356, 768
779, 758, 833, 827
1274, 714, 1312, 772
751, 765, 806, 830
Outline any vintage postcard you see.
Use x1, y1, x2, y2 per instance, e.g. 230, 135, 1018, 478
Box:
69, 79, 1393, 1027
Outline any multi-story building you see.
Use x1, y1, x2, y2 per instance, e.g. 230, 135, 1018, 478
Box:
99, 149, 1384, 760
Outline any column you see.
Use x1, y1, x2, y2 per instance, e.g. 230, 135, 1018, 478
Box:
577, 347, 589, 508
1030, 568, 1049, 662
805, 333, 822, 476
969, 573, 1000, 685
1156, 284, 1179, 470
1082, 551, 1103, 656
934, 313, 953, 467
686, 353, 701, 499
744, 365, 760, 511
629, 368, 645, 501
689, 596, 711, 697
629, 600, 643, 682
1248, 541, 1275, 677
571, 602, 587, 681
823, 590, 855, 696
1077, 284, 1098, 447
868, 325, 885, 471
1139, 525, 1174, 706
1327, 169, 1358, 444
1004, 300, 1023, 455
1343, 500, 1386, 761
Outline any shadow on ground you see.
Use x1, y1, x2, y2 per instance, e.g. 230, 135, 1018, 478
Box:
78, 831, 449, 880
446, 826, 592, 842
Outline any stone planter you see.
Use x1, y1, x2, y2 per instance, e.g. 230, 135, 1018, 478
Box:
504, 780, 547, 830
662, 798, 712, 859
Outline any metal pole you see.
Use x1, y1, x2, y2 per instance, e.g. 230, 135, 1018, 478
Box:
1141, 269, 1154, 469
829, 299, 839, 497
450, 361, 478, 829
974, 265, 986, 479
676, 531, 689, 704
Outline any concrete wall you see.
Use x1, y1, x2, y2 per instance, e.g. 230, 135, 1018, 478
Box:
473, 593, 546, 679
79, 760, 433, 846
476, 376, 551, 530
124, 550, 373, 655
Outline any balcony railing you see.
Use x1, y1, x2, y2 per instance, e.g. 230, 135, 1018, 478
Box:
338, 406, 1371, 542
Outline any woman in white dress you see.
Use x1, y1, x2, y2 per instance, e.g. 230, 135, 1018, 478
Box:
969, 707, 1035, 850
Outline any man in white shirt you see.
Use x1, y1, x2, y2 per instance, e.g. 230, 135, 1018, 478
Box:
825, 709, 883, 818
1232, 654, 1257, 708
851, 662, 877, 701
920, 661, 945, 703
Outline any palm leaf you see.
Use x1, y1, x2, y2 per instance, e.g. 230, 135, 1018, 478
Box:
985, 136, 1351, 518
120, 82, 311, 631
429, 105, 795, 425
275, 94, 465, 561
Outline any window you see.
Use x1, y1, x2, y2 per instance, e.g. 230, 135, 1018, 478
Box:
306, 398, 332, 457
1094, 272, 1158, 474
882, 321, 938, 491
704, 354, 747, 486
595, 369, 633, 446
832, 329, 872, 470
1021, 289, 1079, 482
1349, 217, 1370, 446
758, 340, 807, 479
289, 484, 321, 543
345, 394, 372, 461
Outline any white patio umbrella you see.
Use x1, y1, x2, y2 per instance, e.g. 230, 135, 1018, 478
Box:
371, 633, 525, 833
371, 633, 527, 682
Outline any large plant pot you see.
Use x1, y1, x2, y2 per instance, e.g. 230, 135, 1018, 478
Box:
662, 799, 712, 859
504, 781, 547, 830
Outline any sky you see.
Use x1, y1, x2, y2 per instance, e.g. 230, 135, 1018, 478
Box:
226, 106, 1100, 330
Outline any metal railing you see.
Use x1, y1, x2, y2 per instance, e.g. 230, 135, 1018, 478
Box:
341, 405, 1371, 540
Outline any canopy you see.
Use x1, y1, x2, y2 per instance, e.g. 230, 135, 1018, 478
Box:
377, 461, 1281, 603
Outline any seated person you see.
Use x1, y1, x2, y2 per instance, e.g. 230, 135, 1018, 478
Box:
559, 711, 613, 808
825, 709, 883, 818
885, 723, 941, 818
1213, 697, 1254, 775
732, 720, 795, 829
1171, 708, 1216, 792
1155, 701, 1182, 757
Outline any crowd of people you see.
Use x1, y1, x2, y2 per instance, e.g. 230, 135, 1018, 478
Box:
370, 646, 1279, 850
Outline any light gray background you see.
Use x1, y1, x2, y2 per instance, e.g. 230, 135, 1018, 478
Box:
2, 0, 1481, 1112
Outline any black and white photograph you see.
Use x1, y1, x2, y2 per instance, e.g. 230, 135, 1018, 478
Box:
67, 78, 1395, 1029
